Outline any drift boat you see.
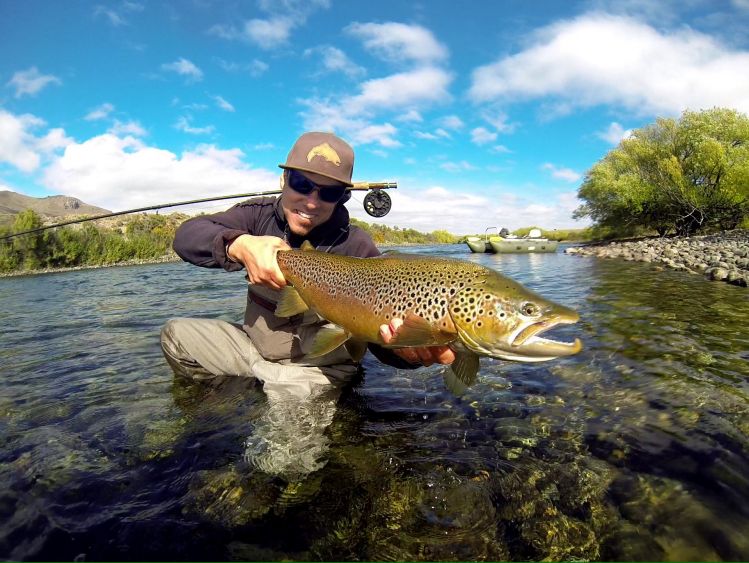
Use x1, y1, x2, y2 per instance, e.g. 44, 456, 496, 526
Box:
489, 228, 559, 254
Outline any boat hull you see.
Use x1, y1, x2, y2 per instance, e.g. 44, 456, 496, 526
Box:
489, 238, 559, 254
466, 238, 493, 253
466, 236, 504, 253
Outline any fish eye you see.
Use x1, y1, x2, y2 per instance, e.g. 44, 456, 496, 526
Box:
521, 302, 541, 317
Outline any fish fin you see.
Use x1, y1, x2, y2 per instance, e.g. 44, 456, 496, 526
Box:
300, 240, 315, 251
442, 367, 468, 396
446, 349, 480, 392
275, 286, 309, 317
345, 339, 368, 362
388, 314, 435, 347
307, 326, 350, 358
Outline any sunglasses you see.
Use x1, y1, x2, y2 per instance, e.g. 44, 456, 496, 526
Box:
286, 170, 347, 203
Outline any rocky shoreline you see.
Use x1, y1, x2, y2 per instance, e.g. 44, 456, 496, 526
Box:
565, 229, 749, 287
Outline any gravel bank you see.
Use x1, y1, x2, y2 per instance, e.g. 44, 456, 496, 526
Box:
565, 229, 749, 288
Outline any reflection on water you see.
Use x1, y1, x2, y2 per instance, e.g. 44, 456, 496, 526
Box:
1, 247, 748, 560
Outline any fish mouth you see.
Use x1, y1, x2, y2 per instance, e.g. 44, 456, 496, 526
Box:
505, 314, 582, 360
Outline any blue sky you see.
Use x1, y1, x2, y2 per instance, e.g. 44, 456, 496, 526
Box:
2, 0, 749, 235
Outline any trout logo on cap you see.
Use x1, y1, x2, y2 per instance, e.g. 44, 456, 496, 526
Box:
307, 143, 341, 167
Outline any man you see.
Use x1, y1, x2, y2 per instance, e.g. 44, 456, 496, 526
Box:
161, 131, 454, 400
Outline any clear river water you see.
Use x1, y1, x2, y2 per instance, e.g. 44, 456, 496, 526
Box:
1, 244, 748, 561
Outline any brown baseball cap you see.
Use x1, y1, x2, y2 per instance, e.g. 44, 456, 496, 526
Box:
279, 131, 354, 186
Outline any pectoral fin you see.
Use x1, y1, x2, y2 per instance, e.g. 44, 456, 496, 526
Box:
387, 314, 435, 347
345, 339, 368, 362
442, 368, 468, 396
307, 326, 351, 358
275, 286, 309, 317
442, 349, 480, 395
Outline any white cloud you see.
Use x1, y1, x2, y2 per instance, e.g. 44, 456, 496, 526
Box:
469, 13, 749, 115
180, 102, 209, 111
597, 121, 633, 144
93, 2, 143, 26
0, 110, 73, 172
245, 17, 294, 49
108, 119, 147, 137
303, 46, 366, 79
481, 109, 516, 134
439, 115, 464, 130
213, 95, 235, 112
350, 123, 401, 148
36, 128, 74, 153
471, 126, 498, 145
347, 185, 586, 234
346, 22, 448, 64
0, 111, 45, 171
440, 160, 477, 172
490, 144, 512, 154
301, 67, 452, 147
6, 67, 62, 98
397, 109, 423, 123
215, 58, 269, 77
42, 134, 278, 211
209, 0, 329, 50
84, 103, 115, 121
162, 58, 203, 82
94, 5, 127, 26
209, 18, 293, 49
351, 67, 452, 112
174, 116, 215, 135
414, 129, 450, 141
542, 163, 582, 183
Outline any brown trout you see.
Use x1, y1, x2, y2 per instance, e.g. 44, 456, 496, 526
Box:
275, 243, 582, 393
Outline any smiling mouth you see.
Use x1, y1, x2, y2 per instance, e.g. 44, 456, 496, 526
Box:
296, 210, 315, 220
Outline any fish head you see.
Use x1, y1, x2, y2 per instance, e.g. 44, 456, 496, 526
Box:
449, 272, 582, 362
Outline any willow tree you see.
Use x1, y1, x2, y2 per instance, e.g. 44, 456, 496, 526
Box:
575, 108, 749, 236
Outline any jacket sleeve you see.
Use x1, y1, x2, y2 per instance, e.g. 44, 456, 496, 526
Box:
172, 203, 258, 272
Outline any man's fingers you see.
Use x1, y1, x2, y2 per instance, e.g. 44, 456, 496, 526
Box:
379, 323, 394, 344
381, 318, 455, 366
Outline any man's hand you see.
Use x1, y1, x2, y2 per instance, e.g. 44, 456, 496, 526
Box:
379, 318, 456, 366
227, 234, 290, 290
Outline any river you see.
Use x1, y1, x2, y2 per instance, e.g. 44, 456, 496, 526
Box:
1, 244, 748, 561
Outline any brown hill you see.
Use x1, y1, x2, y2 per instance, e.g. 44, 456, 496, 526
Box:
0, 190, 111, 225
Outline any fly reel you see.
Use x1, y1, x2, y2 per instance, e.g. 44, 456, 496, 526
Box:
363, 190, 392, 217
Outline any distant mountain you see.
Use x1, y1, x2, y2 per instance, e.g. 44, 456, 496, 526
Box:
0, 190, 111, 220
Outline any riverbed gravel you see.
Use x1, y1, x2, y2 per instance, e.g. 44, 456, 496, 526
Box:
565, 229, 749, 288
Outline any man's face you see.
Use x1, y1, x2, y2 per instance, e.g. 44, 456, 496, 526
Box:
280, 170, 344, 236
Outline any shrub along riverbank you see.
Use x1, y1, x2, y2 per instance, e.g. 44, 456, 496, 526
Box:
0, 210, 186, 275
0, 211, 465, 276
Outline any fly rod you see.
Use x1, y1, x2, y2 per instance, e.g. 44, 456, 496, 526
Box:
0, 182, 397, 241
